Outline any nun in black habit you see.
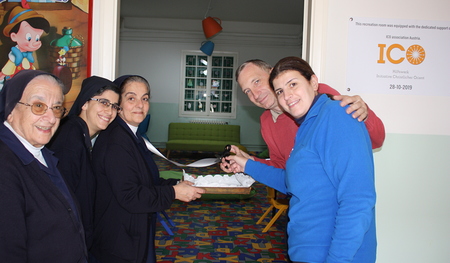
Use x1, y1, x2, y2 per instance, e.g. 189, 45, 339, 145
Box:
48, 76, 120, 250
90, 75, 205, 263
0, 70, 87, 262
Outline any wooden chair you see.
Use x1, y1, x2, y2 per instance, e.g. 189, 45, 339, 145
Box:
256, 186, 289, 232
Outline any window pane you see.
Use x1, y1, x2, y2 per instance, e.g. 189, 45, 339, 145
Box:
222, 91, 232, 101
212, 57, 222, 66
223, 80, 232, 90
211, 79, 220, 89
186, 67, 195, 77
222, 103, 231, 113
210, 102, 220, 112
185, 90, 194, 100
198, 56, 208, 66
212, 68, 221, 78
196, 90, 207, 100
184, 101, 194, 111
223, 57, 233, 67
185, 78, 195, 89
223, 68, 233, 78
186, 55, 196, 65
210, 90, 220, 101
196, 101, 206, 112
197, 67, 207, 77
196, 79, 206, 88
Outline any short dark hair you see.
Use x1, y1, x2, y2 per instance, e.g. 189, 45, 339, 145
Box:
119, 76, 150, 95
269, 56, 315, 90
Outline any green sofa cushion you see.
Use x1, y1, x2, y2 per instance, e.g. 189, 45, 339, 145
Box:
166, 123, 245, 153
166, 139, 240, 152
168, 123, 240, 142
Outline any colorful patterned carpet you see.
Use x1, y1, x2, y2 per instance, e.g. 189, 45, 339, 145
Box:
154, 150, 289, 263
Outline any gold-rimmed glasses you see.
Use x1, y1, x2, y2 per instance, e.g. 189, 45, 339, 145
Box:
17, 102, 66, 118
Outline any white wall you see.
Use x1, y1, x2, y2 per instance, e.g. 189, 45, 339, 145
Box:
116, 17, 303, 149
90, 0, 119, 79
307, 0, 450, 262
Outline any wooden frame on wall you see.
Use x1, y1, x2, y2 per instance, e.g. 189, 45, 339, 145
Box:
0, 0, 93, 109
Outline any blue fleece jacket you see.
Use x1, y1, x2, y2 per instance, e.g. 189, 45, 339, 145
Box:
246, 94, 376, 262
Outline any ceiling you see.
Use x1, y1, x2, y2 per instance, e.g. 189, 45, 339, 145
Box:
119, 0, 304, 25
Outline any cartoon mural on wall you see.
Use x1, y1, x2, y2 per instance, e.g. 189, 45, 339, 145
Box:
0, 0, 91, 109
0, 6, 50, 83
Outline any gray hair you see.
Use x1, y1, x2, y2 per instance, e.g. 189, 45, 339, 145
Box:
235, 59, 272, 82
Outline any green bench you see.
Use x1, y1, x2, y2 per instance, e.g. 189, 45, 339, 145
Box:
166, 122, 246, 157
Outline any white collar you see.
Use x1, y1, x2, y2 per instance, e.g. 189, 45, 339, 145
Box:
270, 109, 284, 123
4, 121, 47, 166
126, 122, 139, 136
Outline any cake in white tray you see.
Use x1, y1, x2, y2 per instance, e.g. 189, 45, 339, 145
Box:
182, 170, 255, 188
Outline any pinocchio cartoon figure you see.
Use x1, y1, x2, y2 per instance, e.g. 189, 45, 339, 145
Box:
0, 6, 50, 83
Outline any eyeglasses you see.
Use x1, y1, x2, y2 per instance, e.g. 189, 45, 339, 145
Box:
17, 102, 66, 118
90, 98, 122, 111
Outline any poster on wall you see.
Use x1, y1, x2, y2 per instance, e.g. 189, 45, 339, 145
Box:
347, 17, 450, 96
0, 0, 92, 109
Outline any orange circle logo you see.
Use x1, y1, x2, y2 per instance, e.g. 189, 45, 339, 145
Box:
406, 44, 425, 65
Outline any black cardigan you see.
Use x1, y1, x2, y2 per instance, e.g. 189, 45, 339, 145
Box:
0, 123, 87, 262
90, 117, 177, 263
48, 115, 96, 249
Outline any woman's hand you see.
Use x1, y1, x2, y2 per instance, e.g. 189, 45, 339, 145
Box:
173, 181, 205, 202
220, 145, 253, 173
222, 154, 250, 174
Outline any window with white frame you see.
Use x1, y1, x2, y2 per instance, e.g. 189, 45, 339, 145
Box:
179, 50, 238, 118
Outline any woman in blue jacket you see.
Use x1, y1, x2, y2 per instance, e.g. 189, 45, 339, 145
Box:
225, 57, 377, 263
90, 75, 205, 263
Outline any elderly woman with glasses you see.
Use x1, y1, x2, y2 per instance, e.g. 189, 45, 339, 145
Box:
0, 70, 88, 262
90, 75, 205, 263
48, 76, 120, 251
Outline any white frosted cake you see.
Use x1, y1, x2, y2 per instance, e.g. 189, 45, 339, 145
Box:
182, 170, 255, 194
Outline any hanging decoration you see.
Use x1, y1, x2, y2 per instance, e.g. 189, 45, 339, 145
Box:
199, 0, 222, 56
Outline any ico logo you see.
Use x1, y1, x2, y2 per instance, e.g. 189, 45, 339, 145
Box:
377, 44, 425, 65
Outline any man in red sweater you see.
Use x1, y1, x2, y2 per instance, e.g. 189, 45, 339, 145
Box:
221, 59, 385, 171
